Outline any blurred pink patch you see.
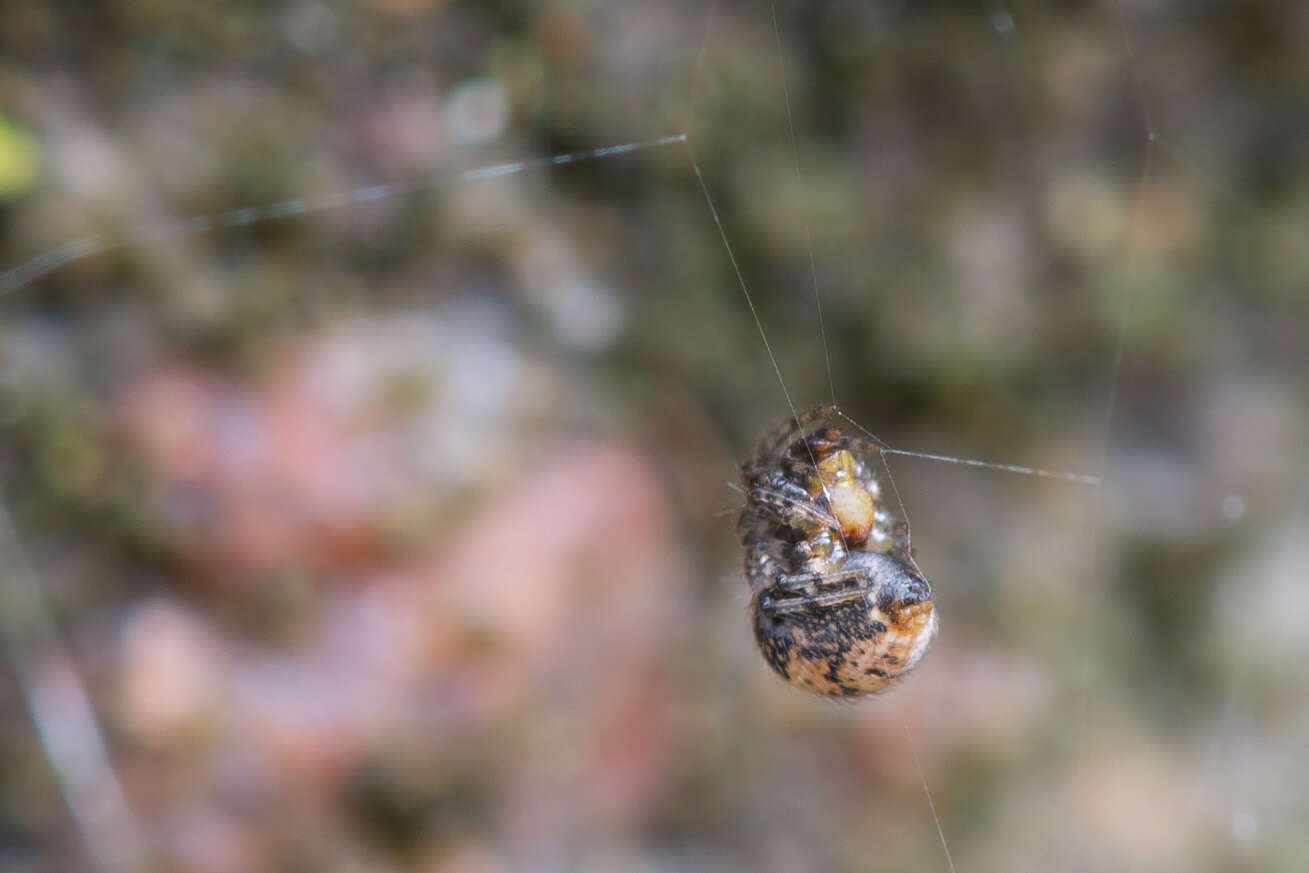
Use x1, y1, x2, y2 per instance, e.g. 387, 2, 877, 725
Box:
116, 599, 226, 746
118, 362, 333, 576
115, 312, 538, 576
410, 443, 693, 837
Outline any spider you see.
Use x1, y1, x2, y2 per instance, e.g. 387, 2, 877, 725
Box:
739, 405, 937, 697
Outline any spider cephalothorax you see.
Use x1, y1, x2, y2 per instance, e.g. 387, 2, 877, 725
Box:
739, 406, 937, 697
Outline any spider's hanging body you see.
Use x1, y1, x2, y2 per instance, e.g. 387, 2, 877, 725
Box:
739, 406, 937, 697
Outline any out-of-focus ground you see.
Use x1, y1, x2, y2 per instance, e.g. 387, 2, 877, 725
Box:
1, 1, 1307, 871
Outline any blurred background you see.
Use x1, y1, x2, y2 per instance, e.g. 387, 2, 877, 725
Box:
1, 0, 1307, 871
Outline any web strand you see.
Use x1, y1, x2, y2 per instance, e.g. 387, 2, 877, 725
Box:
1100, 0, 1298, 857
880, 447, 1102, 486
0, 496, 151, 873
902, 717, 958, 873
769, 0, 836, 409
0, 134, 688, 298
683, 137, 850, 554
1109, 0, 1157, 134
762, 0, 849, 550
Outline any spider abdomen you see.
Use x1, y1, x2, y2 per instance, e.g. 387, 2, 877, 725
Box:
751, 550, 936, 697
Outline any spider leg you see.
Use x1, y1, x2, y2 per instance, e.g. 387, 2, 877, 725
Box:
741, 484, 839, 532
748, 404, 839, 469
777, 565, 872, 590
759, 570, 871, 616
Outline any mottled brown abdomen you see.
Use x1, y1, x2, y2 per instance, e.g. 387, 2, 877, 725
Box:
751, 549, 937, 697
